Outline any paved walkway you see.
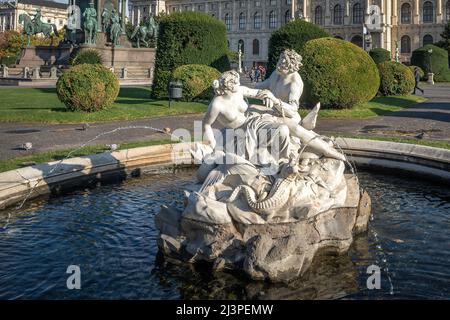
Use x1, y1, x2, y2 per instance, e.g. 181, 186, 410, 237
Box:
0, 83, 449, 161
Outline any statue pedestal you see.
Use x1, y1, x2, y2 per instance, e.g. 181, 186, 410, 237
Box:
156, 173, 371, 282
17, 46, 72, 67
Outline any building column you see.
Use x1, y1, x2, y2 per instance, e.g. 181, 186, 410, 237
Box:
437, 0, 443, 23
291, 0, 295, 19
137, 6, 141, 23
131, 6, 135, 25
414, 0, 419, 24
303, 0, 308, 21
392, 0, 397, 25
325, 0, 330, 26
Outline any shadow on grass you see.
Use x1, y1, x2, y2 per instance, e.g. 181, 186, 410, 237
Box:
118, 87, 151, 99
34, 88, 57, 94
371, 96, 421, 108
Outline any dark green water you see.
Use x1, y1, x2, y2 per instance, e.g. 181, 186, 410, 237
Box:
0, 170, 449, 299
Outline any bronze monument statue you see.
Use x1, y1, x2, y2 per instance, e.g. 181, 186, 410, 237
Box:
129, 14, 159, 48
19, 8, 59, 46
83, 1, 98, 45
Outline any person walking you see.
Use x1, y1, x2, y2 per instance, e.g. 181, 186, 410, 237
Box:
413, 67, 424, 95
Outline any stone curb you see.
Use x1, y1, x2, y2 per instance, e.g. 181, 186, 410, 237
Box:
0, 139, 449, 210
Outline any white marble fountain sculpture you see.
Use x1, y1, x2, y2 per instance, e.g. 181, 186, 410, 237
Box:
156, 50, 371, 282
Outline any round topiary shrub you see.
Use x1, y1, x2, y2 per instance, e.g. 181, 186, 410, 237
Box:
152, 11, 230, 99
369, 48, 391, 64
71, 48, 103, 66
172, 64, 220, 102
300, 38, 379, 109
411, 44, 450, 82
267, 19, 329, 76
409, 65, 425, 79
378, 61, 415, 96
56, 64, 119, 112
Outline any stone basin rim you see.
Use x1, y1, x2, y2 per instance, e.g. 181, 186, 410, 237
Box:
0, 138, 449, 210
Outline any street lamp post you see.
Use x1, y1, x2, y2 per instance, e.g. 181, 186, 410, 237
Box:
238, 43, 242, 73
427, 48, 434, 85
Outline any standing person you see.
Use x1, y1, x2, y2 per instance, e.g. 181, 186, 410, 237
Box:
249, 68, 254, 82
255, 67, 261, 82
413, 67, 424, 95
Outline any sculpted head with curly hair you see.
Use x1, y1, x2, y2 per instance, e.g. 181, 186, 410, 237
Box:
276, 49, 303, 75
212, 70, 240, 96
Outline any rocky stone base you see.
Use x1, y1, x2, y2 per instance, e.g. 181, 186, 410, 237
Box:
156, 175, 371, 282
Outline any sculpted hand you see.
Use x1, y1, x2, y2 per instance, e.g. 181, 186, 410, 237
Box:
257, 90, 281, 109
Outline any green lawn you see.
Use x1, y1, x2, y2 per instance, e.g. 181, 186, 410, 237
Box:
300, 95, 426, 119
0, 87, 426, 124
0, 139, 175, 173
0, 87, 208, 124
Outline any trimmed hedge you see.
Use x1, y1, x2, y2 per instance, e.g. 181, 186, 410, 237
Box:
71, 48, 102, 66
369, 48, 391, 64
172, 64, 220, 102
378, 61, 415, 96
267, 19, 329, 76
300, 38, 379, 109
56, 64, 119, 112
411, 44, 450, 82
152, 11, 230, 99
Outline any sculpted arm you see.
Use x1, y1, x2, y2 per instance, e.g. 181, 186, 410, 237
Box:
203, 101, 221, 149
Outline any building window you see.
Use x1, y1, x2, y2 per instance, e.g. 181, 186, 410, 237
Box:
269, 11, 277, 28
270, 0, 276, 5
255, 1, 261, 6
423, 34, 434, 45
447, 1, 450, 20
253, 39, 260, 55
315, 6, 323, 25
351, 35, 363, 48
285, 10, 291, 24
238, 39, 245, 54
401, 35, 411, 53
239, 12, 246, 30
401, 3, 411, 24
254, 12, 262, 29
333, 4, 343, 25
240, 1, 246, 8
286, 0, 292, 4
225, 2, 231, 9
225, 13, 232, 31
423, 1, 434, 23
353, 3, 364, 24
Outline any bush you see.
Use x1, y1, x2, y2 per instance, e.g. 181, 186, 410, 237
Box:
409, 65, 425, 79
56, 64, 119, 112
377, 61, 415, 96
411, 44, 450, 82
299, 38, 379, 109
369, 48, 391, 64
172, 64, 220, 102
71, 48, 103, 66
152, 11, 230, 99
267, 19, 329, 76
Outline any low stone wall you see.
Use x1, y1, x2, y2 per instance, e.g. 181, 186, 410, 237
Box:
0, 139, 449, 210
336, 138, 450, 184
